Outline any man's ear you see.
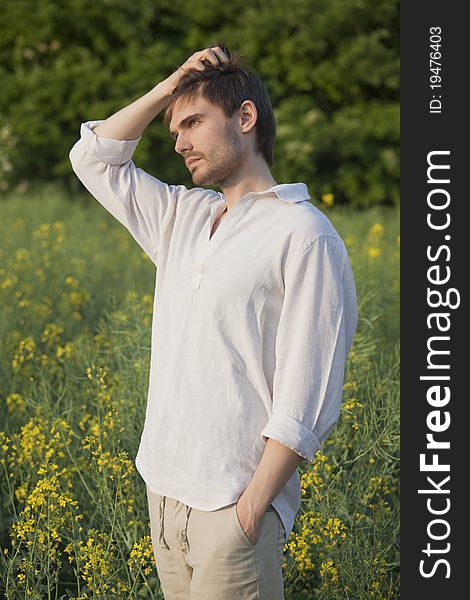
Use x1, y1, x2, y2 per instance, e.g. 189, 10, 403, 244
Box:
239, 100, 258, 134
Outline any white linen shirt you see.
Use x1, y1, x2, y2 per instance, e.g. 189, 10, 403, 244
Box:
69, 120, 358, 542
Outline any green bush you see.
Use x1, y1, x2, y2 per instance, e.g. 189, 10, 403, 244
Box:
0, 0, 398, 207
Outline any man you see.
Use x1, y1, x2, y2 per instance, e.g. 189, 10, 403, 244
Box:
69, 42, 358, 600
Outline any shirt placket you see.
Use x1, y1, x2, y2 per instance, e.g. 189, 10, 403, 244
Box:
191, 196, 257, 291
192, 265, 204, 290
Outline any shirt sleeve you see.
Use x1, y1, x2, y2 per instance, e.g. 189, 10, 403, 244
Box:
68, 120, 188, 266
260, 234, 358, 463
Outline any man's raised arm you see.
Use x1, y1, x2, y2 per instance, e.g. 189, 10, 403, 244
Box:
93, 46, 228, 140
92, 80, 174, 141
68, 47, 228, 265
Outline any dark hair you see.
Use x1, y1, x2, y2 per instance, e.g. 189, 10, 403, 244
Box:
163, 41, 276, 167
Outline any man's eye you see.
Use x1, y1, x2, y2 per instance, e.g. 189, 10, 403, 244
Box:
172, 119, 199, 140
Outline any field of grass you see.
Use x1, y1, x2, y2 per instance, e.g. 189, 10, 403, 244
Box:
0, 186, 399, 599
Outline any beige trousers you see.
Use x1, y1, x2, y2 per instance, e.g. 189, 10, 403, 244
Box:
146, 485, 286, 599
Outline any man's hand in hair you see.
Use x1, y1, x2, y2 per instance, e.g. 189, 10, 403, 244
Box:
164, 46, 230, 93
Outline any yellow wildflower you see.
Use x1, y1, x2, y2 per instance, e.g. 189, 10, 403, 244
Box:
128, 535, 155, 575
6, 392, 26, 414
369, 223, 385, 238
367, 246, 382, 258
320, 558, 339, 583
321, 193, 334, 207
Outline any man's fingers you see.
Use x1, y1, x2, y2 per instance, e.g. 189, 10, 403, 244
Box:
198, 47, 228, 67
211, 46, 229, 64
199, 48, 219, 66
182, 47, 229, 74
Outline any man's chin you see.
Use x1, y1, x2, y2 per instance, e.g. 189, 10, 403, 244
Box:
192, 173, 205, 185
192, 171, 215, 187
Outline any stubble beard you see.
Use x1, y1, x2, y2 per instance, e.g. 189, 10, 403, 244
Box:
191, 123, 245, 188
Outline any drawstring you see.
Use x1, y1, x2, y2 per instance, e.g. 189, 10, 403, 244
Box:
182, 504, 192, 551
159, 495, 170, 549
158, 495, 192, 551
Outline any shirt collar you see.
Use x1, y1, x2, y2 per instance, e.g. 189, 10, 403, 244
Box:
262, 182, 311, 203
218, 182, 310, 205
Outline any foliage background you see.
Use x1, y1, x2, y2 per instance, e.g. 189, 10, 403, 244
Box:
0, 0, 399, 207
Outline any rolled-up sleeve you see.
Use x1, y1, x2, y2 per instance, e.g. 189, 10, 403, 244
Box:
260, 234, 358, 463
68, 120, 187, 266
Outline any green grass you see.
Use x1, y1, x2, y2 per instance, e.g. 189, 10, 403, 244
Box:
0, 187, 399, 599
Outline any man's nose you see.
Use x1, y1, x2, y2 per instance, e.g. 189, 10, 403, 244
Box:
175, 134, 192, 155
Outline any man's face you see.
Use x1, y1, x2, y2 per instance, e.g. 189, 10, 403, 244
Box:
169, 94, 245, 188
